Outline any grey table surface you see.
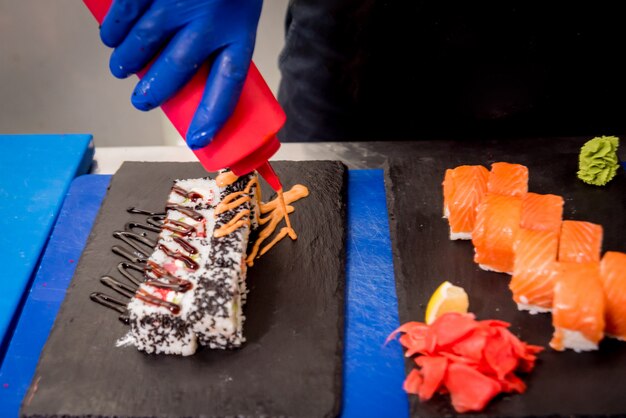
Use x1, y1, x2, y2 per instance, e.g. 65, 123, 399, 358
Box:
92, 137, 624, 174
91, 142, 391, 174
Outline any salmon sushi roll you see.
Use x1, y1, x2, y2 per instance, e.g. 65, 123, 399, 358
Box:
487, 162, 528, 197
600, 251, 626, 340
558, 220, 603, 263
442, 169, 455, 219
550, 262, 605, 352
473, 193, 522, 273
442, 165, 489, 240
510, 229, 560, 313
520, 193, 564, 233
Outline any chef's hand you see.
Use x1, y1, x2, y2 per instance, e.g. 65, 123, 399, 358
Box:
100, 0, 263, 149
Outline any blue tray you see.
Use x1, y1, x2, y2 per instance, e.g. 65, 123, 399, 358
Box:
0, 169, 408, 418
0, 134, 94, 353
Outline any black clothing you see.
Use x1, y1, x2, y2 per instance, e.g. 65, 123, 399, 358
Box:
278, 1, 626, 141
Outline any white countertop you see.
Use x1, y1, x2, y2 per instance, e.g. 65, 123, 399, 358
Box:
91, 143, 381, 174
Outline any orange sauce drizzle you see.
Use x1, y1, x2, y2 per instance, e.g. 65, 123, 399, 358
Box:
213, 173, 309, 266
213, 209, 250, 238
215, 170, 239, 188
277, 189, 297, 240
215, 194, 250, 215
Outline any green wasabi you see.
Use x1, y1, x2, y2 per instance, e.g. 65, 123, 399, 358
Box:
577, 136, 620, 186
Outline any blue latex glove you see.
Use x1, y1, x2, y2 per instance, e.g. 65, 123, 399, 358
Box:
100, 0, 263, 149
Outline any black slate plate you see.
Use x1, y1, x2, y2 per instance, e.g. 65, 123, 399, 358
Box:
384, 138, 626, 417
21, 161, 347, 418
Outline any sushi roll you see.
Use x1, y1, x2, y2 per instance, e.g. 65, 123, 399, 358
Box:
126, 283, 197, 356
442, 165, 489, 240
472, 193, 522, 274
486, 162, 528, 197
167, 178, 220, 211
599, 251, 626, 340
125, 179, 217, 356
125, 173, 258, 355
509, 193, 563, 312
509, 229, 559, 313
550, 262, 605, 352
125, 177, 219, 356
558, 220, 603, 263
472, 163, 528, 273
442, 169, 455, 220
519, 193, 563, 233
187, 174, 258, 349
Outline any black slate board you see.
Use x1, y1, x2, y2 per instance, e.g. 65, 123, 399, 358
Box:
21, 161, 347, 418
384, 138, 626, 417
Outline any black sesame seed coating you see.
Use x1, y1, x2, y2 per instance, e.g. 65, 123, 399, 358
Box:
127, 174, 256, 353
188, 174, 255, 349
128, 307, 195, 355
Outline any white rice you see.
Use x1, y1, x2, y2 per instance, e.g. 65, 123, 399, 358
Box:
125, 174, 257, 355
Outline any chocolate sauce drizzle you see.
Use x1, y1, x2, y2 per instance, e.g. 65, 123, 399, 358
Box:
171, 185, 203, 201
165, 204, 203, 221
136, 289, 181, 315
113, 231, 155, 256
92, 198, 203, 316
145, 261, 193, 292
112, 245, 146, 264
173, 236, 198, 254
100, 275, 137, 299
125, 221, 161, 234
118, 262, 145, 287
127, 207, 165, 216
147, 215, 166, 228
90, 292, 127, 314
162, 219, 195, 236
158, 243, 199, 270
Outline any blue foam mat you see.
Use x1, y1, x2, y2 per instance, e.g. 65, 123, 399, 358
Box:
0, 170, 408, 417
0, 134, 94, 351
0, 175, 110, 415
343, 169, 408, 417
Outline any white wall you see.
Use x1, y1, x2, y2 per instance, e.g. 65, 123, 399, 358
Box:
254, 0, 289, 94
0, 0, 288, 147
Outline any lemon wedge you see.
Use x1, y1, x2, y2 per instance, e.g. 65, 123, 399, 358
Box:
425, 281, 469, 325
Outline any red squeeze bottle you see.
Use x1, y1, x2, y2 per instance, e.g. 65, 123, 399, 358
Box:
83, 0, 285, 191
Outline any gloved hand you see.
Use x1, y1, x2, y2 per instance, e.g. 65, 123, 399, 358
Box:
100, 0, 263, 149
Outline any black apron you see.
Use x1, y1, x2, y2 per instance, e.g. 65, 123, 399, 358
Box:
277, 1, 626, 142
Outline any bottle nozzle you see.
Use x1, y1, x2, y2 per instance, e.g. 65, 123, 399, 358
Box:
256, 161, 282, 192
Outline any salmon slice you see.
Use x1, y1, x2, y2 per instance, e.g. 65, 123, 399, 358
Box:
510, 229, 560, 313
442, 165, 489, 240
600, 251, 626, 340
442, 169, 455, 219
558, 220, 603, 263
487, 162, 529, 197
520, 193, 563, 232
550, 262, 605, 352
473, 193, 522, 273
